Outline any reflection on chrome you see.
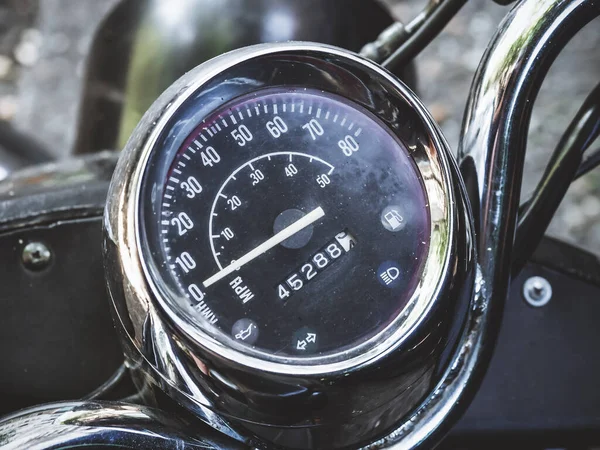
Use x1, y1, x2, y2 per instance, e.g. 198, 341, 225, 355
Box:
0, 401, 246, 449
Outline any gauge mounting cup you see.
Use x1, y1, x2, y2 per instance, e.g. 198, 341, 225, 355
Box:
103, 42, 475, 449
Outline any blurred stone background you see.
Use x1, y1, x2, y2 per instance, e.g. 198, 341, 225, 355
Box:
0, 0, 598, 254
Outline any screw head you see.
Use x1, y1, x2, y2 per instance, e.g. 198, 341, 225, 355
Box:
22, 241, 52, 271
523, 276, 552, 307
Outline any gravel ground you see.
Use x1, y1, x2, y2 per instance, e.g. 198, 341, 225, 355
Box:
2, 0, 600, 254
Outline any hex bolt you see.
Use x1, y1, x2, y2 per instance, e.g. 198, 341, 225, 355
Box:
22, 241, 52, 271
522, 276, 552, 307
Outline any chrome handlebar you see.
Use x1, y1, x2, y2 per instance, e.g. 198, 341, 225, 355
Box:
367, 0, 600, 448
0, 401, 246, 450
1, 0, 597, 449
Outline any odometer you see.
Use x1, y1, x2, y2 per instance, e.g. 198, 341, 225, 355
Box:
155, 88, 430, 359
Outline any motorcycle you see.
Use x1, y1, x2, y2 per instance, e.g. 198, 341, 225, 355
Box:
0, 0, 599, 449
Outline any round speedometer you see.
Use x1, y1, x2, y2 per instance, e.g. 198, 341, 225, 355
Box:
156, 87, 430, 360
105, 43, 474, 448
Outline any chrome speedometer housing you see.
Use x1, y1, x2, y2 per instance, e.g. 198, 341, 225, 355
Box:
104, 42, 475, 449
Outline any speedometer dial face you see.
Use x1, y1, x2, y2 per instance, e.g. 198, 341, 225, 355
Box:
147, 88, 430, 361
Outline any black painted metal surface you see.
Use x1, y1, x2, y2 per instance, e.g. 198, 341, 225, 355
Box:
449, 246, 600, 448
0, 217, 124, 415
0, 153, 122, 415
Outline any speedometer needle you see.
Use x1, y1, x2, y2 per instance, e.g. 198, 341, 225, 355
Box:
203, 206, 325, 288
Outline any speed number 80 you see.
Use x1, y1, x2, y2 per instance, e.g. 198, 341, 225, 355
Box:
338, 135, 359, 156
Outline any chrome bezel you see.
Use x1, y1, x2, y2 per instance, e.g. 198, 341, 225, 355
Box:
109, 42, 455, 376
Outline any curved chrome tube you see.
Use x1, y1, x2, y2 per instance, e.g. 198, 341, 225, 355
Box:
459, 0, 598, 298
362, 0, 600, 448
0, 401, 247, 450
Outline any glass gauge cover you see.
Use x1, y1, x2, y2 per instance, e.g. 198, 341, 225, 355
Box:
136, 44, 451, 373
145, 87, 429, 360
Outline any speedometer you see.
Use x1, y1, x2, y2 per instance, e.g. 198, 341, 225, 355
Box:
105, 43, 475, 448
157, 87, 430, 360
